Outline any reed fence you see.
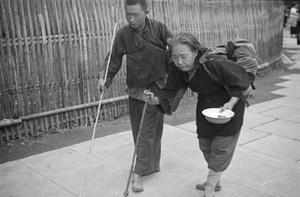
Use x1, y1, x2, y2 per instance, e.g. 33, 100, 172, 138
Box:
0, 0, 284, 145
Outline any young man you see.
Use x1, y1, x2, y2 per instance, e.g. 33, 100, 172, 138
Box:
98, 0, 174, 193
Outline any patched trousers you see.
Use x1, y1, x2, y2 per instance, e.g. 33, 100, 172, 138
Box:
199, 131, 240, 172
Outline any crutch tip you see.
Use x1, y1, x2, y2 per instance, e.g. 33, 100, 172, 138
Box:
123, 191, 129, 197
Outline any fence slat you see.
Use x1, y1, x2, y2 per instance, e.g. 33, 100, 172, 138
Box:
0, 1, 9, 119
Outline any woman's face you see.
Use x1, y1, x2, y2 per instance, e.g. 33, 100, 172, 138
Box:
171, 44, 198, 72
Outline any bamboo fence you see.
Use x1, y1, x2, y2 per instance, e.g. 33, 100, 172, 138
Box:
0, 0, 284, 145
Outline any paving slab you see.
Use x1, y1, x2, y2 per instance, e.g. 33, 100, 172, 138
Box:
283, 36, 300, 49
247, 102, 282, 114
162, 132, 206, 165
282, 53, 294, 64
176, 121, 197, 133
220, 175, 279, 197
163, 124, 196, 137
279, 74, 300, 81
289, 63, 300, 70
238, 147, 300, 173
260, 106, 300, 123
237, 127, 270, 146
243, 110, 276, 129
126, 157, 203, 197
290, 53, 300, 61
72, 132, 132, 152
78, 167, 129, 197
253, 119, 300, 140
19, 146, 118, 196
272, 87, 300, 97
0, 161, 75, 197
268, 96, 300, 109
275, 80, 300, 88
284, 49, 300, 54
88, 141, 137, 170
241, 135, 300, 162
226, 148, 288, 186
260, 170, 300, 197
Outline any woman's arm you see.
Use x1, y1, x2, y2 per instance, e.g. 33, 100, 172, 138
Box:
143, 90, 160, 105
221, 96, 240, 111
146, 64, 188, 115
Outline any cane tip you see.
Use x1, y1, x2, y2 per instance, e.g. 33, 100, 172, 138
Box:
123, 191, 129, 197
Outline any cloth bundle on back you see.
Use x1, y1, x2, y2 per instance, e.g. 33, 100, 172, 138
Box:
200, 39, 259, 107
226, 39, 258, 81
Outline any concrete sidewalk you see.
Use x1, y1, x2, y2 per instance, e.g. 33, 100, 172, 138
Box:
1, 30, 300, 197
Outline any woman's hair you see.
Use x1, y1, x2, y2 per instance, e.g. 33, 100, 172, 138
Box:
167, 32, 206, 52
125, 0, 148, 11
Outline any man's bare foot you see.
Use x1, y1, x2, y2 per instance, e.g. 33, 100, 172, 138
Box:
132, 173, 144, 193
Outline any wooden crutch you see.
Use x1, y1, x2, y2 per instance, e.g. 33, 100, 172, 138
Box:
79, 23, 117, 197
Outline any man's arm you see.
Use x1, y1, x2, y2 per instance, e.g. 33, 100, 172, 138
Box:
102, 31, 126, 80
98, 30, 126, 92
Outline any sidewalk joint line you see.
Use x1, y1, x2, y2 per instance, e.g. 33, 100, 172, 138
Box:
162, 150, 204, 166
250, 118, 279, 130
257, 168, 291, 185
238, 147, 300, 172
225, 174, 282, 197
250, 105, 283, 115
238, 134, 271, 146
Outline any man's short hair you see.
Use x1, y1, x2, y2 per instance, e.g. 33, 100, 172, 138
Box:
125, 0, 148, 11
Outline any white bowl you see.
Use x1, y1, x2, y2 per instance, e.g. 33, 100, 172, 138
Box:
202, 108, 235, 124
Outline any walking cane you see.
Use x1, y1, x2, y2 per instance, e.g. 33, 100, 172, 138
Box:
123, 102, 148, 197
79, 23, 117, 197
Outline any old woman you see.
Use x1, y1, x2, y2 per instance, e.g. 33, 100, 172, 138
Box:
143, 32, 252, 197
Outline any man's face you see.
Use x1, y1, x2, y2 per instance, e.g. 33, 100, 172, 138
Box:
125, 4, 147, 31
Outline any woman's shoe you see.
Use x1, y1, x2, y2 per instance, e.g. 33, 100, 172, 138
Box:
195, 182, 222, 192
204, 170, 223, 197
